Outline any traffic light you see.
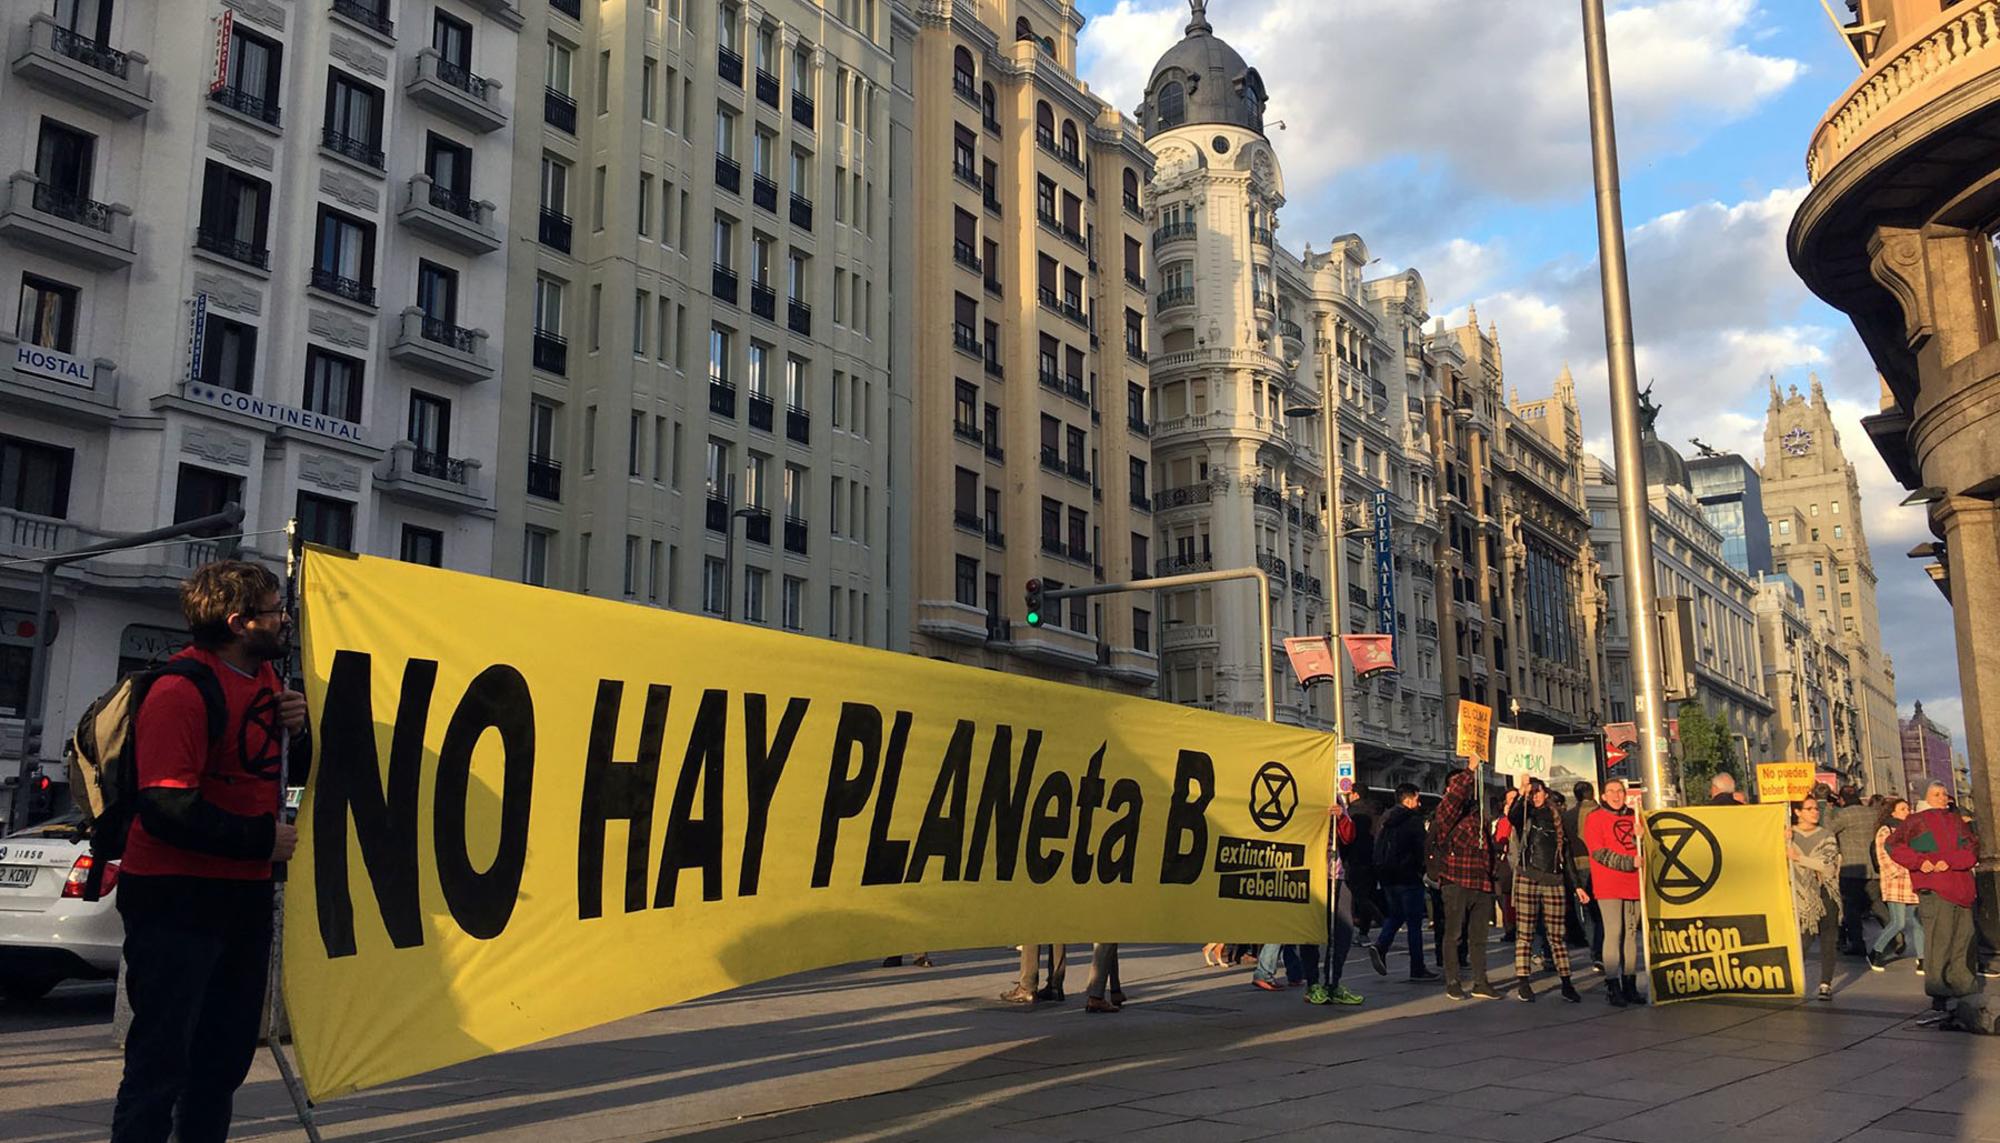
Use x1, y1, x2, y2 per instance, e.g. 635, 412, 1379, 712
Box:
1025, 578, 1045, 627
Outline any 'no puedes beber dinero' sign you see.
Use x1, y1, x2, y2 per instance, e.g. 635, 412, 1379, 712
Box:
287, 550, 1337, 1100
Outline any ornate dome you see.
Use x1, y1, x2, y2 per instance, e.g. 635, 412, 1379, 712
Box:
1138, 1, 1268, 140
1642, 432, 1691, 492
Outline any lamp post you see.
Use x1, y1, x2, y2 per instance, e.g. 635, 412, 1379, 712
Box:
1283, 402, 1371, 744
1581, 0, 1674, 804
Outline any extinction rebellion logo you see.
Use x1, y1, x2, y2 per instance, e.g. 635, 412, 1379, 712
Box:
1212, 761, 1310, 904
1646, 811, 1795, 998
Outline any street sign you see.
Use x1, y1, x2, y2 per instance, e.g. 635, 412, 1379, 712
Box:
1336, 743, 1356, 796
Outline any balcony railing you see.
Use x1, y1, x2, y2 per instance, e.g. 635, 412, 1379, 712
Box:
755, 69, 780, 107
983, 186, 1001, 214
1153, 221, 1196, 246
1125, 269, 1147, 291
705, 495, 729, 533
321, 126, 385, 169
332, 0, 395, 34
709, 378, 737, 417
954, 508, 982, 532
717, 45, 744, 86
1256, 551, 1289, 580
787, 299, 812, 335
40, 20, 137, 79
1066, 460, 1090, 484
539, 207, 572, 252
984, 275, 1003, 297
1250, 226, 1273, 248
1130, 492, 1152, 511
985, 523, 1005, 548
1279, 317, 1304, 343
194, 227, 268, 270
752, 174, 778, 212
784, 515, 808, 554
1349, 584, 1371, 607
750, 281, 776, 320
791, 91, 814, 128
1122, 192, 1142, 216
526, 455, 562, 500
952, 71, 979, 104
1040, 445, 1063, 472
953, 420, 983, 443
1292, 572, 1324, 598
418, 314, 478, 353
308, 267, 375, 307
715, 154, 741, 194
712, 263, 739, 305
748, 392, 774, 432
1039, 366, 1063, 394
952, 239, 982, 273
533, 329, 568, 374
1252, 483, 1284, 511
952, 322, 982, 356
742, 508, 772, 546
1127, 415, 1150, 437
544, 87, 576, 133
1157, 483, 1211, 509
984, 353, 1003, 378
411, 449, 470, 484
1253, 290, 1276, 312
1066, 542, 1092, 564
1125, 338, 1148, 363
1155, 555, 1213, 576
550, 0, 581, 17
789, 193, 813, 230
786, 406, 810, 444
210, 84, 280, 125
1157, 285, 1195, 310
952, 157, 982, 189
984, 439, 1005, 462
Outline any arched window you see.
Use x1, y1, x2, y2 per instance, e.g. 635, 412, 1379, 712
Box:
981, 82, 996, 126
953, 46, 974, 92
1060, 120, 1079, 159
1016, 16, 1034, 42
1035, 100, 1054, 148
1122, 168, 1140, 210
1157, 80, 1185, 128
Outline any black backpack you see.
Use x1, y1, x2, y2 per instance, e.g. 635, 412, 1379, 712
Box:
66, 659, 225, 900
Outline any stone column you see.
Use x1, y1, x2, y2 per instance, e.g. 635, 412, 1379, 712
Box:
1933, 494, 2000, 940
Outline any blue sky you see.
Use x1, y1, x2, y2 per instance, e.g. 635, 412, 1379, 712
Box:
1071, 0, 1964, 746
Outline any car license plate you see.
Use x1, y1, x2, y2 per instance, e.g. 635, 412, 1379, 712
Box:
0, 865, 36, 889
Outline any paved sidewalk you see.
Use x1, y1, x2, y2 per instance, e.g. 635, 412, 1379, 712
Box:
2, 941, 1994, 1142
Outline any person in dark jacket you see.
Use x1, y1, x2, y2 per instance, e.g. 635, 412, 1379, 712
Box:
1566, 782, 1602, 965
1344, 797, 1383, 940
1365, 784, 1436, 980
1433, 766, 1502, 1001
1707, 772, 1742, 805
1829, 786, 1881, 956
1507, 779, 1586, 1003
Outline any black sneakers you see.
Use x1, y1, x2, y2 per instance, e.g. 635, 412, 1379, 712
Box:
1446, 982, 1468, 1001
1367, 944, 1389, 977
1410, 967, 1440, 981
1515, 981, 1536, 1003
1559, 979, 1581, 1003
1470, 983, 1502, 1000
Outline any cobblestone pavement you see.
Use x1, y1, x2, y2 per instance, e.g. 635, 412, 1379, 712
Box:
2, 939, 1993, 1142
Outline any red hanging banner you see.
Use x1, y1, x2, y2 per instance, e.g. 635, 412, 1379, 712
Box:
1340, 634, 1396, 680
1282, 636, 1337, 687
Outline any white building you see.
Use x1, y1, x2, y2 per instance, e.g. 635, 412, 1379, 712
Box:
2, 0, 519, 791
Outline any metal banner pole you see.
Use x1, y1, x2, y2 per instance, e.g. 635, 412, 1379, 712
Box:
265, 521, 322, 1141
1581, 0, 1675, 805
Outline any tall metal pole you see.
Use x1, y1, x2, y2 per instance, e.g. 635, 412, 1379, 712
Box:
1321, 346, 1347, 744
1581, 0, 1672, 804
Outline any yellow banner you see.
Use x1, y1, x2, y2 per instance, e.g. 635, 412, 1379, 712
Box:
1640, 805, 1803, 1004
1455, 700, 1492, 763
286, 551, 1335, 1099
1755, 761, 1817, 803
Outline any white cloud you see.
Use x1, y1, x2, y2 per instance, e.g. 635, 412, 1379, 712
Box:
1078, 0, 1803, 240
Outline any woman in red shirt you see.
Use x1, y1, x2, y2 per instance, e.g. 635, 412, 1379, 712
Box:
1584, 779, 1642, 1006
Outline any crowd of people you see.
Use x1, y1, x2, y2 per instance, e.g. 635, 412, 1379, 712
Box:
989, 764, 1998, 1029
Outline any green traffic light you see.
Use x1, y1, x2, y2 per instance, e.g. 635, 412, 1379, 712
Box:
1025, 610, 1042, 627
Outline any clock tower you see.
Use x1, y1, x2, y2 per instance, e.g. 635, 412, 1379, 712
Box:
1758, 375, 1901, 796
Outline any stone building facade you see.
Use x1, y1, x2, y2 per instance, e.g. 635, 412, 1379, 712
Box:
2, 0, 519, 790
1753, 576, 1861, 780
489, 0, 907, 650
900, 0, 1157, 689
1789, 0, 2000, 885
1758, 377, 1900, 795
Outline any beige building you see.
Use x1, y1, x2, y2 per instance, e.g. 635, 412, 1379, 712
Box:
1789, 0, 1999, 892
1752, 577, 1861, 781
491, 0, 908, 648
901, 0, 1157, 689
1758, 377, 1899, 795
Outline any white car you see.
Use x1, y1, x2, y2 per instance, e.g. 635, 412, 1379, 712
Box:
0, 814, 122, 1001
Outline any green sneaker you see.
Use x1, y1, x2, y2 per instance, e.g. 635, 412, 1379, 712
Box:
1304, 984, 1332, 1005
1329, 985, 1365, 1006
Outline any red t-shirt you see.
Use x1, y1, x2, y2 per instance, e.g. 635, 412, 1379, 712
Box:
1584, 806, 1641, 901
123, 648, 284, 880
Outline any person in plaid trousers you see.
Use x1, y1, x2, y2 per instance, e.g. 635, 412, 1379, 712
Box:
1432, 765, 1503, 1001
1506, 778, 1588, 1002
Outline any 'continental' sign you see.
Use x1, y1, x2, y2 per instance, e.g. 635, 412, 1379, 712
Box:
288, 551, 1334, 1099
1640, 805, 1802, 1004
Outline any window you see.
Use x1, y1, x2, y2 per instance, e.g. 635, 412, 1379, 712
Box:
199, 315, 257, 393
638, 175, 653, 237
1133, 608, 1152, 653
744, 567, 767, 622
1156, 80, 1184, 128
1036, 176, 1056, 222
424, 134, 472, 208
955, 556, 979, 606
218, 24, 282, 119
323, 71, 385, 166
577, 533, 592, 591
296, 492, 356, 551
1834, 525, 1845, 540
649, 541, 666, 602
401, 526, 444, 567
197, 162, 271, 267
17, 274, 78, 352
311, 206, 376, 301
523, 528, 552, 586
409, 391, 451, 460
642, 58, 657, 121
534, 275, 564, 333
1777, 519, 1791, 535
628, 410, 645, 476
540, 155, 568, 216
716, 107, 738, 159
173, 465, 242, 527
417, 261, 458, 324
782, 576, 804, 631
546, 40, 572, 94
709, 324, 732, 383
0, 436, 73, 518
303, 347, 364, 422
623, 535, 643, 597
